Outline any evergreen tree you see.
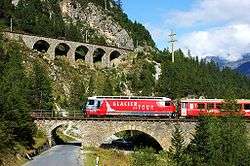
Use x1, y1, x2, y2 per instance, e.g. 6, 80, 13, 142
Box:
29, 61, 53, 111
87, 75, 95, 96
132, 148, 158, 166
0, 41, 36, 147
188, 113, 250, 165
69, 77, 86, 110
102, 77, 114, 96
168, 124, 186, 165
115, 0, 122, 10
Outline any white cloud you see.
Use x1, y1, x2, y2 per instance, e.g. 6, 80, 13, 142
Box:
161, 0, 250, 61
178, 24, 250, 61
167, 0, 250, 27
144, 23, 170, 49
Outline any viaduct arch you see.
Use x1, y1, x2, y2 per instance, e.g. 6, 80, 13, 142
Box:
35, 120, 196, 150
4, 32, 131, 67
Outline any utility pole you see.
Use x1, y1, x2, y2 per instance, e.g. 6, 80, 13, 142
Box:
104, 0, 107, 10
187, 49, 191, 57
169, 30, 177, 63
85, 30, 89, 43
10, 17, 13, 32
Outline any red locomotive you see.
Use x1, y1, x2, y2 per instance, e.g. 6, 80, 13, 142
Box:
179, 99, 250, 118
85, 96, 176, 117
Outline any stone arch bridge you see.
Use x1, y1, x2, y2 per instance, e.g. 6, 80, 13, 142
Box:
35, 119, 197, 150
4, 31, 132, 67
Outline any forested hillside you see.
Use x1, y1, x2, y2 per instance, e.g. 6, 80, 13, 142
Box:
0, 0, 154, 48
0, 34, 37, 165
154, 49, 250, 99
1, 0, 250, 165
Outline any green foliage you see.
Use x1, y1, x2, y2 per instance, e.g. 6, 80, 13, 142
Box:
14, 0, 65, 37
102, 77, 114, 96
69, 76, 87, 110
156, 49, 250, 99
1, 0, 155, 48
0, 40, 36, 153
132, 148, 158, 166
187, 115, 250, 166
65, 21, 83, 42
168, 125, 186, 165
131, 148, 175, 166
29, 61, 53, 110
127, 52, 156, 95
0, 0, 13, 27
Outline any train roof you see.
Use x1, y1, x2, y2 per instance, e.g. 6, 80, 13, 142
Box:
88, 96, 172, 101
180, 99, 250, 103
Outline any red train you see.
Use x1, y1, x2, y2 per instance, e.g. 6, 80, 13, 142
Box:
84, 96, 250, 118
180, 99, 250, 118
85, 96, 176, 117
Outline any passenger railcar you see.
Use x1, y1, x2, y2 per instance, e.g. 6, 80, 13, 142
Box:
179, 99, 250, 117
84, 96, 176, 117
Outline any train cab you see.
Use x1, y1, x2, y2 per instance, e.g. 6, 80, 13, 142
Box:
85, 97, 104, 116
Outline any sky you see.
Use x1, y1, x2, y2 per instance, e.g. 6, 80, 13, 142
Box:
122, 0, 250, 61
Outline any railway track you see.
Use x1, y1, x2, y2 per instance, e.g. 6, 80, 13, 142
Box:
32, 115, 197, 122
32, 115, 250, 123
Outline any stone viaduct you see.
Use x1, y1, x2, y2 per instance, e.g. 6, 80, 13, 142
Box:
35, 119, 197, 150
4, 31, 132, 67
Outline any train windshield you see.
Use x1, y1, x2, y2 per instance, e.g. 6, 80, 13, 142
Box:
87, 100, 95, 106
165, 101, 171, 106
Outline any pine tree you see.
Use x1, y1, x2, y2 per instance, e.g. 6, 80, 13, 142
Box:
115, 0, 123, 10
132, 148, 158, 166
188, 113, 250, 165
69, 77, 86, 111
168, 124, 189, 166
87, 75, 95, 96
0, 41, 36, 147
29, 61, 53, 111
102, 77, 114, 96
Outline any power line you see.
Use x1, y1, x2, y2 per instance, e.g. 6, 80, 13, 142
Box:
168, 30, 177, 63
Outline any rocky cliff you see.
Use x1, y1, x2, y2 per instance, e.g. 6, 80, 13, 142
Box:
60, 0, 134, 50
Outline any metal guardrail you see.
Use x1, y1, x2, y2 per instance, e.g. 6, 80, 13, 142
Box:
31, 111, 198, 122
31, 111, 250, 123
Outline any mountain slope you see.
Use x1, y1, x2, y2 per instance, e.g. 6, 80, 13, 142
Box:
236, 62, 250, 77
206, 53, 250, 77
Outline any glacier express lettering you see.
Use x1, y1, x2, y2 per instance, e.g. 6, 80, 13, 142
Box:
112, 101, 154, 110
112, 101, 138, 107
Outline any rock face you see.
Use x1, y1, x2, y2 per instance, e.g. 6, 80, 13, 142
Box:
60, 0, 134, 50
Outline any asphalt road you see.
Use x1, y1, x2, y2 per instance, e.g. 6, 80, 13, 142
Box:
24, 145, 83, 166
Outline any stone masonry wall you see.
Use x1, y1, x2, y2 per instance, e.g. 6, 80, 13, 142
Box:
35, 119, 197, 150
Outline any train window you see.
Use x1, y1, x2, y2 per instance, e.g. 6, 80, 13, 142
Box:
197, 103, 205, 109
207, 103, 214, 109
244, 104, 250, 110
165, 101, 171, 106
88, 100, 95, 105
97, 101, 101, 108
190, 103, 194, 109
216, 103, 222, 109
181, 103, 187, 108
